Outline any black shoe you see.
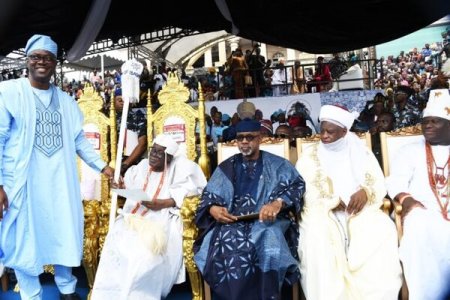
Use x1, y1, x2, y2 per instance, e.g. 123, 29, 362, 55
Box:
60, 292, 81, 300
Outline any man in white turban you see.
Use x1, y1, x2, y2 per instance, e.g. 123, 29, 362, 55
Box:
295, 104, 402, 299
0, 34, 114, 300
386, 89, 450, 300
92, 134, 207, 300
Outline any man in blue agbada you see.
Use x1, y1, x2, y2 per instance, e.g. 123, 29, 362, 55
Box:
194, 118, 304, 300
0, 34, 114, 300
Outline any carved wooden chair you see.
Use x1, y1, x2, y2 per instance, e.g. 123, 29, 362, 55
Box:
379, 125, 423, 300
77, 84, 113, 293
143, 72, 210, 300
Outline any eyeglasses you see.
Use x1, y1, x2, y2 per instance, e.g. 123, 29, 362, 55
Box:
236, 134, 259, 142
274, 133, 290, 139
148, 147, 166, 158
28, 54, 56, 63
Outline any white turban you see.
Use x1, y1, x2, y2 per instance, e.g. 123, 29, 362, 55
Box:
25, 34, 58, 57
153, 134, 179, 156
319, 104, 359, 129
423, 89, 450, 121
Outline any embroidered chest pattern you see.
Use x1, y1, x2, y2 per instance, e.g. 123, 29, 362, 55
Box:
34, 94, 63, 157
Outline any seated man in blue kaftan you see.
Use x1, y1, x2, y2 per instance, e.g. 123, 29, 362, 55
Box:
91, 134, 207, 300
0, 34, 114, 300
194, 119, 305, 300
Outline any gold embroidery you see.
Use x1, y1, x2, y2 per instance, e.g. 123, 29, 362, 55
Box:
361, 173, 377, 204
310, 144, 333, 199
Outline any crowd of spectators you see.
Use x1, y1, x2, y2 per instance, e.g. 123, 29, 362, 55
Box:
2, 35, 449, 111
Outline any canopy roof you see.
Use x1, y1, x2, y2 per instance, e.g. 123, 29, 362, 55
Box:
0, 0, 449, 58
65, 54, 125, 71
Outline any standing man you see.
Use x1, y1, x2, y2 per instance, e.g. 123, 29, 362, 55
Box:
328, 52, 348, 80
194, 118, 304, 300
0, 34, 114, 300
386, 89, 450, 300
391, 86, 421, 130
247, 44, 266, 97
296, 105, 402, 299
114, 88, 147, 175
308, 56, 331, 93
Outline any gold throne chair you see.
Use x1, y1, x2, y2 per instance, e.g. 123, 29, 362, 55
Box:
77, 84, 113, 294
380, 125, 423, 300
145, 72, 210, 300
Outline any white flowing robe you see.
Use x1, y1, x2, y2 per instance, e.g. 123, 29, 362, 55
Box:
91, 157, 206, 300
296, 141, 402, 300
0, 78, 106, 276
386, 139, 450, 300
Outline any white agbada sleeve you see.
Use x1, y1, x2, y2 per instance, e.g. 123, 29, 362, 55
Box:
168, 157, 207, 208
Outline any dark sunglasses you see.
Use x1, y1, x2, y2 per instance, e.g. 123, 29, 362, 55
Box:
274, 133, 290, 139
28, 54, 56, 63
236, 134, 259, 142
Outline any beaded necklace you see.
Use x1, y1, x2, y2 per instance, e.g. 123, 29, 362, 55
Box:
130, 165, 166, 216
425, 142, 450, 221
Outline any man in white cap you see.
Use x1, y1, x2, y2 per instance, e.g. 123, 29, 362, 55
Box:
0, 34, 114, 300
295, 104, 402, 299
92, 134, 207, 300
386, 89, 450, 300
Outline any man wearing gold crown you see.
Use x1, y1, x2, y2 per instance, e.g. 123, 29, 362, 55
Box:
386, 88, 450, 300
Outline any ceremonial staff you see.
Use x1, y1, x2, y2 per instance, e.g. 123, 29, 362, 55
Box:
109, 59, 143, 228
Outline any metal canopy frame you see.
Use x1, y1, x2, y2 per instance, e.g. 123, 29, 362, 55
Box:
0, 26, 205, 72
86, 27, 204, 56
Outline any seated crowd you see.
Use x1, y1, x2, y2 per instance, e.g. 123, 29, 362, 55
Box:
90, 85, 449, 299
1, 34, 449, 300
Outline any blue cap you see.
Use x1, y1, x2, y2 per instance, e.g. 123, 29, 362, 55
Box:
25, 34, 57, 57
114, 88, 122, 96
236, 118, 260, 133
221, 113, 231, 122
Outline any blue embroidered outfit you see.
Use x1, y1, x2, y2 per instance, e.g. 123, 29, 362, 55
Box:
194, 151, 304, 300
0, 78, 106, 276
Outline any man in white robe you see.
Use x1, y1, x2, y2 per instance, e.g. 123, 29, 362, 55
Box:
386, 89, 450, 300
92, 134, 207, 300
296, 104, 402, 300
0, 35, 114, 300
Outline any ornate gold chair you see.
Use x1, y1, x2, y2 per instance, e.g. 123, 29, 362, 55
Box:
144, 72, 210, 300
379, 125, 423, 300
77, 84, 113, 294
380, 125, 423, 237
